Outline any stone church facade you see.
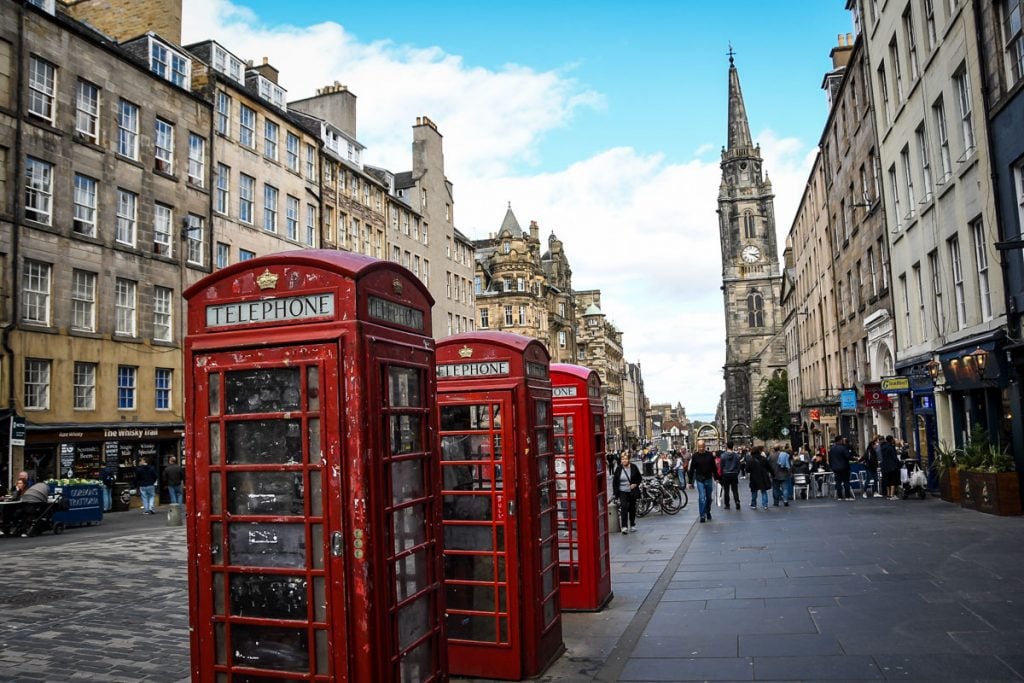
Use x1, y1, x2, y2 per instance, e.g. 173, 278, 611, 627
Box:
718, 57, 787, 443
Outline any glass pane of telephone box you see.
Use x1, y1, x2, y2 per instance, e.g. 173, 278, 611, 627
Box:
226, 420, 303, 464
392, 458, 425, 504
389, 367, 422, 407
441, 405, 484, 430
231, 624, 309, 672
228, 471, 305, 516
395, 549, 429, 602
229, 573, 308, 619
443, 495, 493, 521
390, 415, 422, 455
400, 639, 434, 683
392, 503, 427, 554
441, 434, 491, 461
443, 463, 493, 491
229, 522, 307, 568
225, 368, 301, 414
445, 553, 494, 581
397, 596, 431, 649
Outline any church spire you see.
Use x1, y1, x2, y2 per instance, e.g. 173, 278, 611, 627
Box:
726, 51, 753, 151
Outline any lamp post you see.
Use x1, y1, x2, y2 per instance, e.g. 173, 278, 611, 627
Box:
969, 347, 988, 380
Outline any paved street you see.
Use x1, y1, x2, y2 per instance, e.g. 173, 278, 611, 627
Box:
1, 493, 1022, 682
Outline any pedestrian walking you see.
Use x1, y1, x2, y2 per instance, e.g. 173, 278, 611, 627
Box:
861, 435, 880, 497
880, 435, 901, 499
135, 456, 159, 514
163, 455, 184, 505
689, 439, 718, 523
769, 445, 793, 506
746, 446, 772, 510
718, 441, 741, 510
829, 437, 854, 500
612, 452, 642, 534
100, 462, 116, 512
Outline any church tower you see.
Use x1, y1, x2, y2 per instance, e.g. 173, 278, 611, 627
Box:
718, 53, 786, 444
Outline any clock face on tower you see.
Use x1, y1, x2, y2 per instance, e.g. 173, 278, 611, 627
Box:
741, 245, 761, 263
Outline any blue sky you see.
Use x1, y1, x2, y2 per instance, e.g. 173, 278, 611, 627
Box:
183, 1, 854, 414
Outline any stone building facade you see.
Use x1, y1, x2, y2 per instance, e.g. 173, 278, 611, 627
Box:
975, 0, 1024, 479
1, 0, 211, 486
621, 361, 647, 449
473, 206, 575, 362
857, 0, 1005, 465
820, 32, 896, 451
575, 290, 624, 451
718, 56, 787, 444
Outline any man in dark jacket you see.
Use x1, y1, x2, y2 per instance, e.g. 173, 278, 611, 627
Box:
689, 439, 718, 523
829, 437, 854, 500
861, 436, 880, 498
718, 442, 741, 510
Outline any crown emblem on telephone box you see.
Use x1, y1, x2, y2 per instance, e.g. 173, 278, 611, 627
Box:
458, 346, 474, 358
256, 269, 279, 290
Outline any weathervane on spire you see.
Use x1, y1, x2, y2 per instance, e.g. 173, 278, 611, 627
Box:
727, 42, 735, 66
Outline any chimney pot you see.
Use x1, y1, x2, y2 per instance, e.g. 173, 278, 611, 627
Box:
262, 56, 269, 65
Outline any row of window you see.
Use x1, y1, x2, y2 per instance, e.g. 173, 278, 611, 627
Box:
388, 246, 430, 286
213, 163, 316, 245
23, 359, 172, 412
22, 259, 175, 341
836, 238, 893, 322
886, 86, 966, 229
24, 156, 206, 264
215, 90, 316, 181
27, 55, 207, 184
896, 220, 993, 347
446, 313, 473, 337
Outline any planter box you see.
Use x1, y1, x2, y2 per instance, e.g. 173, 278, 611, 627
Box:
960, 471, 1022, 516
939, 468, 961, 503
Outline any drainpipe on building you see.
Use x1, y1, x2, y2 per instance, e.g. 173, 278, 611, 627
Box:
4, 3, 26, 411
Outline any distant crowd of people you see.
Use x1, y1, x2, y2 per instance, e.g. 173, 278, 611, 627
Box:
609, 433, 919, 531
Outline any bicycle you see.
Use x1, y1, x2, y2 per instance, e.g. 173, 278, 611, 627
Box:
636, 475, 686, 516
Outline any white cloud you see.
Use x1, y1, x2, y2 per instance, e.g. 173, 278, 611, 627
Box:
182, 0, 818, 413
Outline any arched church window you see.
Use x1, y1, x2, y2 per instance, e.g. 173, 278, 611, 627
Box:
747, 290, 764, 327
503, 241, 510, 254
744, 211, 756, 238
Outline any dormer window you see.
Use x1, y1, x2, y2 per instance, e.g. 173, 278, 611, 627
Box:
212, 45, 245, 84
149, 37, 191, 90
27, 0, 55, 13
257, 75, 287, 110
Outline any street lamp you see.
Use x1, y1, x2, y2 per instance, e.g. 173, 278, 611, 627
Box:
926, 359, 942, 380
968, 347, 988, 380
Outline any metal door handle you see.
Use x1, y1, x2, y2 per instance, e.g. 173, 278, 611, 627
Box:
508, 500, 516, 517
331, 531, 344, 557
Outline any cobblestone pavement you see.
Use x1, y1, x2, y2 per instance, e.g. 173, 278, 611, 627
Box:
1, 490, 1023, 682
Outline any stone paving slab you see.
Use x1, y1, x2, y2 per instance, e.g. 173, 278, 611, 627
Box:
1, 493, 1023, 682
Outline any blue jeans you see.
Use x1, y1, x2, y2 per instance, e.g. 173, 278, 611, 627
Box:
696, 478, 714, 519
102, 486, 112, 512
139, 485, 156, 512
772, 478, 793, 504
750, 489, 768, 508
167, 485, 183, 504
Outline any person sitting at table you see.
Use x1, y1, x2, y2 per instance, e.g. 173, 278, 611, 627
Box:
12, 482, 52, 536
7, 477, 28, 501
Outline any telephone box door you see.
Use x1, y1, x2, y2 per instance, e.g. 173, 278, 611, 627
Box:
438, 391, 523, 678
191, 343, 343, 680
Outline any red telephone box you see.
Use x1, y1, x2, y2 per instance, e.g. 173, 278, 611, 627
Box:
550, 364, 612, 611
435, 332, 564, 680
183, 250, 446, 682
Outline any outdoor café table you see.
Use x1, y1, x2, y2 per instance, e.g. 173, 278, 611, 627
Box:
812, 472, 833, 498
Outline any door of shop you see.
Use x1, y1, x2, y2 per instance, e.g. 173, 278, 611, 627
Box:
438, 391, 521, 676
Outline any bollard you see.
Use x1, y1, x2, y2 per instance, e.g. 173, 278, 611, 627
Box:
166, 503, 184, 527
608, 500, 620, 534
